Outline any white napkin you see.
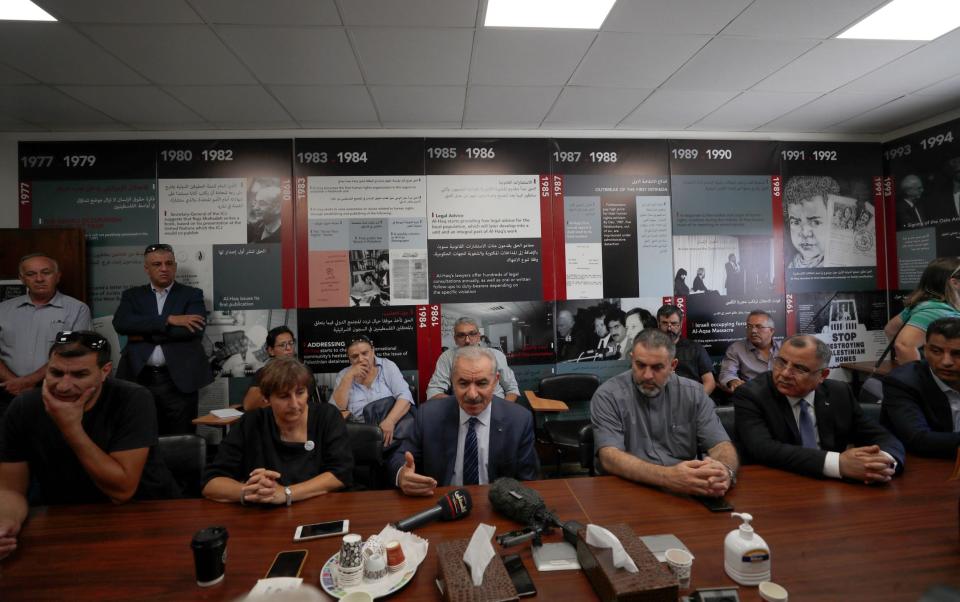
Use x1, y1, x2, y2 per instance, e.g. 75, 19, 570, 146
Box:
246, 577, 303, 598
463, 523, 497, 586
585, 524, 638, 573
376, 524, 429, 569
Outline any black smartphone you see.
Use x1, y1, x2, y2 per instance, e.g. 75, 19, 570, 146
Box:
265, 549, 308, 578
502, 554, 537, 598
694, 495, 734, 512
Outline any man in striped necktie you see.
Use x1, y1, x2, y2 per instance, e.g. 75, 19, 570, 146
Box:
391, 346, 539, 496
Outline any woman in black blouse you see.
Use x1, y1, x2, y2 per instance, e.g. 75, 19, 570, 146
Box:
202, 358, 353, 505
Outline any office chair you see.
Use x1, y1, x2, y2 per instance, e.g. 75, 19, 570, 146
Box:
523, 373, 600, 476
345, 421, 385, 490
578, 424, 596, 476
157, 434, 206, 498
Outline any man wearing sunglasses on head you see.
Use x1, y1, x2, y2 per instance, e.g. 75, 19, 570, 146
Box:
0, 253, 91, 422
426, 316, 519, 402
113, 244, 213, 435
0, 331, 175, 560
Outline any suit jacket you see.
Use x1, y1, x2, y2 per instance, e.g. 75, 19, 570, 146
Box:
733, 372, 905, 478
113, 282, 213, 393
882, 361, 960, 458
388, 396, 540, 486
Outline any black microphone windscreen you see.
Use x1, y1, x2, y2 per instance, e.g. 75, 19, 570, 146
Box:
488, 477, 546, 525
437, 488, 472, 520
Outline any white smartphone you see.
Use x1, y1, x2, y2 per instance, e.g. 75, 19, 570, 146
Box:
293, 520, 349, 542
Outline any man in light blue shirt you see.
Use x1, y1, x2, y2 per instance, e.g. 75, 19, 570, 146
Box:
426, 316, 519, 401
0, 253, 91, 416
331, 335, 414, 447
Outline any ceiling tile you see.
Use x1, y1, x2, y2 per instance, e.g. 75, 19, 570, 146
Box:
0, 120, 46, 132
691, 91, 819, 130
663, 36, 817, 91
603, 0, 753, 34
0, 23, 147, 85
269, 85, 379, 123
543, 87, 651, 128
298, 122, 382, 129
754, 39, 923, 93
722, 0, 888, 38
370, 86, 465, 124
216, 26, 362, 85
58, 85, 203, 124
213, 121, 300, 129
620, 89, 740, 129
463, 86, 561, 127
915, 73, 960, 98
35, 0, 201, 23
831, 92, 960, 134
0, 64, 37, 84
470, 29, 595, 86
128, 122, 217, 131
164, 85, 292, 122
351, 28, 474, 85
340, 0, 478, 27
82, 24, 256, 85
191, 0, 341, 25
839, 29, 960, 96
757, 91, 896, 132
571, 33, 709, 88
0, 85, 119, 126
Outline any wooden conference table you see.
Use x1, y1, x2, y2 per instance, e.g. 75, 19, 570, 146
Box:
3, 457, 959, 601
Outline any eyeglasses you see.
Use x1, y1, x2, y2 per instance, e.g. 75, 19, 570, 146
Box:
274, 340, 297, 349
772, 356, 814, 375
745, 324, 773, 331
349, 335, 373, 347
144, 243, 173, 255
454, 330, 481, 340
54, 331, 108, 350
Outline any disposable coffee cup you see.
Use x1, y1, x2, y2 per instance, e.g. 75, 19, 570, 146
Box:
191, 526, 228, 587
664, 548, 694, 588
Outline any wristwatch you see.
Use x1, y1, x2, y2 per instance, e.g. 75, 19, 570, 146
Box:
724, 465, 737, 486
284, 486, 293, 507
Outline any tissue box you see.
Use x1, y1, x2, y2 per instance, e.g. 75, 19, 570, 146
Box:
436, 539, 519, 602
576, 523, 677, 602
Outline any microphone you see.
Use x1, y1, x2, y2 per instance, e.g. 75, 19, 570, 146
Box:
394, 489, 472, 532
489, 478, 584, 546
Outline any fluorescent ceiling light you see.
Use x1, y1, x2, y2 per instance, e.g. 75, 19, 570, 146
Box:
0, 0, 56, 21
838, 0, 960, 41
485, 0, 616, 29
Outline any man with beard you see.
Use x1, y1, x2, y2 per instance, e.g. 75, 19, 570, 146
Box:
590, 329, 737, 497
734, 335, 903, 482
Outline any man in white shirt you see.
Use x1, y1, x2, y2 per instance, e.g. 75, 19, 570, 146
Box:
390, 346, 538, 496
734, 335, 905, 483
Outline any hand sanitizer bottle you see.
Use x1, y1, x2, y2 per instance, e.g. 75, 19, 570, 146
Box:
724, 512, 771, 586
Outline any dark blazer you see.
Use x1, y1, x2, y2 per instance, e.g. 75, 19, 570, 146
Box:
388, 396, 539, 486
113, 282, 213, 394
882, 361, 960, 458
733, 372, 905, 478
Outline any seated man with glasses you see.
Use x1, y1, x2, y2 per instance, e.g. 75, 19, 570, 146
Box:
733, 335, 904, 483
719, 310, 780, 394
0, 331, 176, 560
113, 243, 213, 435
426, 316, 519, 402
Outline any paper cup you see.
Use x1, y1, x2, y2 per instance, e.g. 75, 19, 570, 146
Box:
341, 592, 374, 602
664, 548, 694, 588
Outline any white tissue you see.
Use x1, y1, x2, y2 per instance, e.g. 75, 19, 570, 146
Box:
585, 524, 639, 573
463, 523, 497, 586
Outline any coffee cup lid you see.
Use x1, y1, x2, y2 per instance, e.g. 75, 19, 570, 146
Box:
759, 581, 788, 602
191, 526, 228, 548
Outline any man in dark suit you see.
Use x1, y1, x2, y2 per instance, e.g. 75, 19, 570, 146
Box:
895, 174, 928, 228
882, 317, 960, 458
113, 244, 213, 435
724, 253, 744, 297
389, 345, 539, 496
734, 334, 904, 483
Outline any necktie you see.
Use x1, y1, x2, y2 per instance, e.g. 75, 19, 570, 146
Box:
798, 400, 818, 449
462, 417, 480, 486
